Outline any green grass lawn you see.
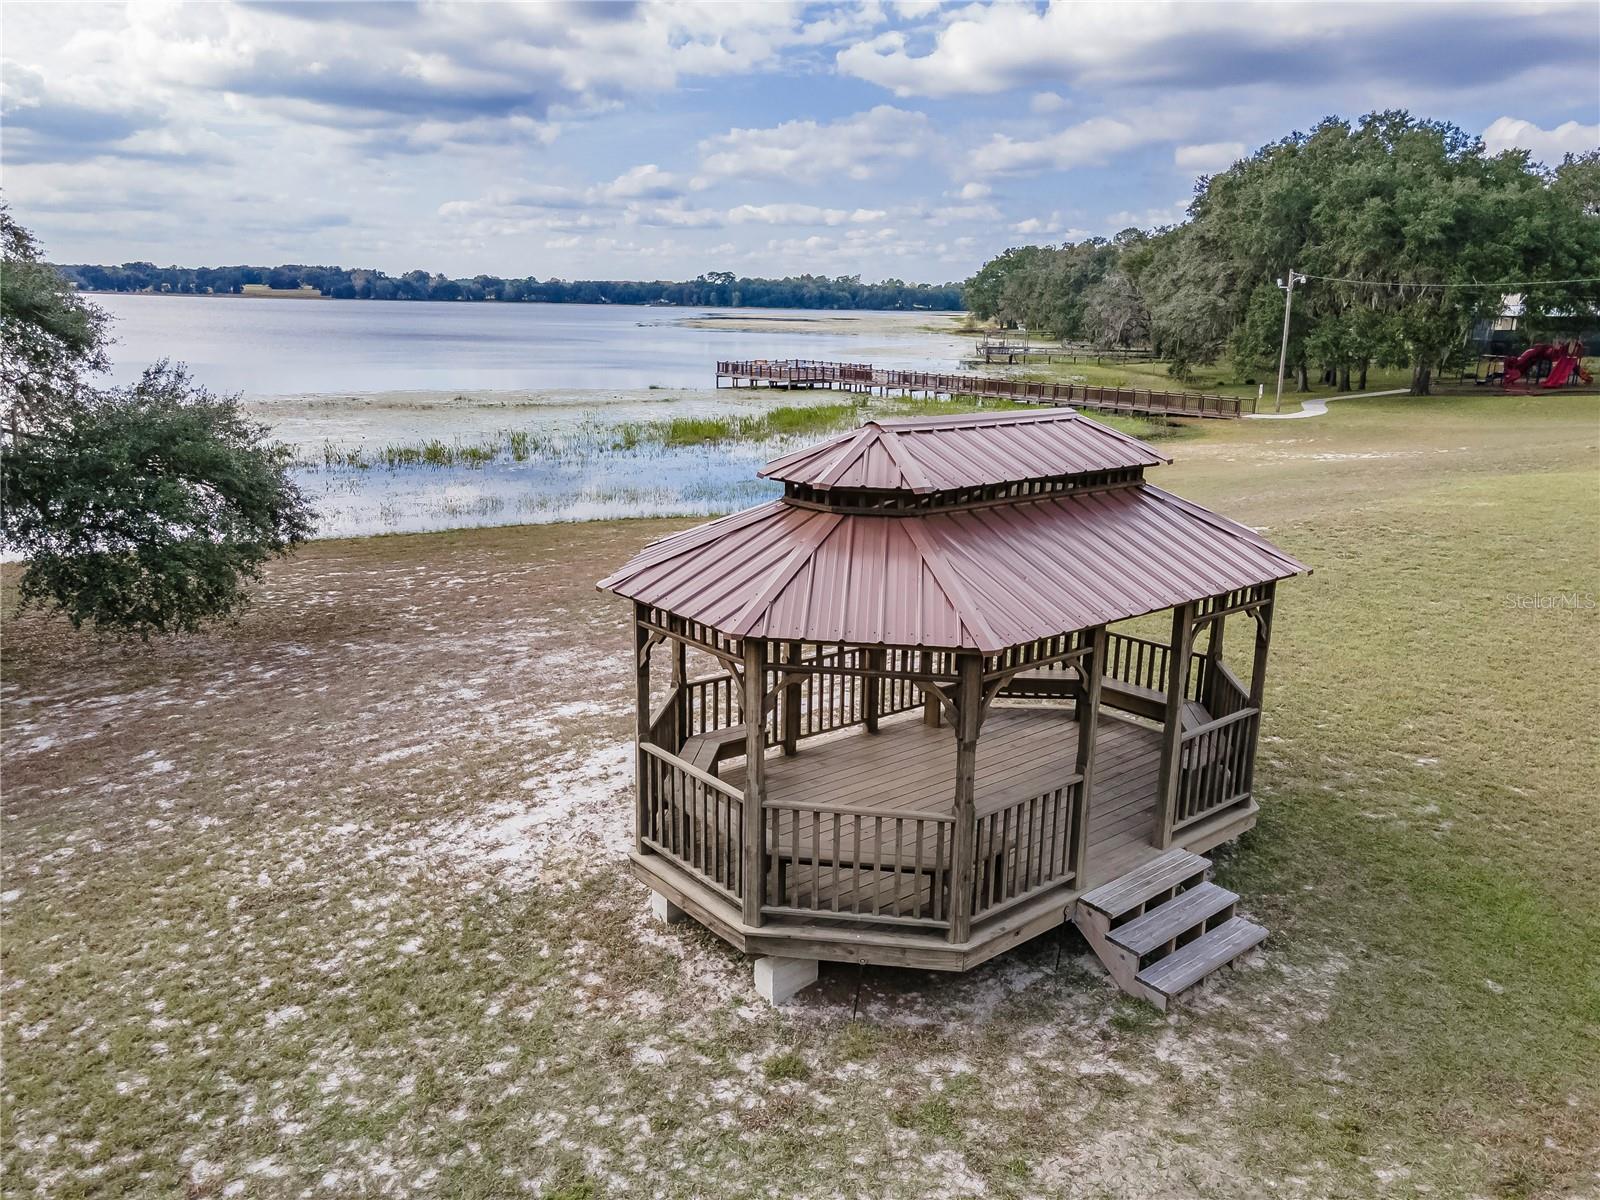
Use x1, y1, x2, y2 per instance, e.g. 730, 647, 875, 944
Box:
2, 390, 1596, 1198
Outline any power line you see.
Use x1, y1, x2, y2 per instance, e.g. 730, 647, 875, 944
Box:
1298, 273, 1600, 289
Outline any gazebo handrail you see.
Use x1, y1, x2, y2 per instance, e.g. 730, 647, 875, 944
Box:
1179, 705, 1257, 742
639, 740, 744, 799
762, 798, 956, 823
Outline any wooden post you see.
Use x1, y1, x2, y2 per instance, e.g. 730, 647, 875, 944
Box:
741, 638, 768, 927
781, 641, 802, 756
1071, 626, 1106, 887
947, 652, 982, 944
1203, 609, 1225, 713
921, 650, 943, 727
864, 647, 886, 734
1153, 603, 1197, 849
671, 636, 687, 749
633, 603, 651, 857
1248, 583, 1275, 708
1244, 584, 1275, 797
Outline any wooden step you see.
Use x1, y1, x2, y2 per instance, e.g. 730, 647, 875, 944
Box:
1107, 881, 1238, 957
1135, 915, 1266, 1003
1077, 848, 1210, 921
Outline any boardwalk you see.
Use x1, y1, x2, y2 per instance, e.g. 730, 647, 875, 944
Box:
968, 340, 1155, 367
715, 359, 1252, 419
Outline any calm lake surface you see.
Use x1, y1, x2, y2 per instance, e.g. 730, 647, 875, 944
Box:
88, 293, 973, 539
93, 293, 967, 395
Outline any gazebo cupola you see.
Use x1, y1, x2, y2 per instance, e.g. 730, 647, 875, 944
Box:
601, 409, 1305, 1006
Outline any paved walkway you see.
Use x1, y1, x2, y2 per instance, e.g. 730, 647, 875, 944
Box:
1246, 388, 1409, 420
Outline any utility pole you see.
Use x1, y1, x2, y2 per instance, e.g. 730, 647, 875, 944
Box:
1274, 268, 1305, 414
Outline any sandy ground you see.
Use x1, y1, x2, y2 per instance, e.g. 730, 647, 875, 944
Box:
1, 519, 1345, 1200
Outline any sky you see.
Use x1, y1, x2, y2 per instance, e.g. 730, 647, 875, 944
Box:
3, 1, 1597, 284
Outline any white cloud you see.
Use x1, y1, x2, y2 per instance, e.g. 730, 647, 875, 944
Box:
1103, 200, 1190, 232
13, 1, 866, 160
1011, 213, 1089, 239
928, 202, 1001, 225
728, 204, 887, 227
973, 115, 1175, 174
699, 105, 938, 181
1030, 92, 1067, 114
838, 2, 1597, 97
1174, 141, 1246, 175
957, 182, 991, 201
600, 164, 681, 201
1481, 117, 1598, 165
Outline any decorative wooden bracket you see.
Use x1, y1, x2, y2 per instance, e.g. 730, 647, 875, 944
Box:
919, 679, 961, 728
977, 676, 1009, 723
637, 630, 666, 668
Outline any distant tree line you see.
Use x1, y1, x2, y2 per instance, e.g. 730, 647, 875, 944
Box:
51, 263, 964, 311
964, 112, 1600, 394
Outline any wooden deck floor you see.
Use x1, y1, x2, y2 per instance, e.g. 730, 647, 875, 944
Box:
724, 704, 1163, 888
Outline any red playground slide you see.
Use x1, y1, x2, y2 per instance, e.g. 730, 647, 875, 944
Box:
1502, 341, 1592, 388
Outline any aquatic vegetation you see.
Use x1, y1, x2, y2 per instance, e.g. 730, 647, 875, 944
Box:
290, 392, 1191, 542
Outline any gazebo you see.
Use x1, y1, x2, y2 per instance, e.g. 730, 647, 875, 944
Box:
599, 409, 1305, 1007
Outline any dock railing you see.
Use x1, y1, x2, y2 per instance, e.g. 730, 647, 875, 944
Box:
715, 359, 1250, 418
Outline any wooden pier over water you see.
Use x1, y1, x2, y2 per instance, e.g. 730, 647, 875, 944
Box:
715, 360, 1252, 420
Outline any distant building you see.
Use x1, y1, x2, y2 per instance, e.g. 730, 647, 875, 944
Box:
1471, 292, 1599, 353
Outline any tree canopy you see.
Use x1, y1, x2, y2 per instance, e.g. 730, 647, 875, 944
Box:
964, 112, 1600, 393
2, 211, 312, 638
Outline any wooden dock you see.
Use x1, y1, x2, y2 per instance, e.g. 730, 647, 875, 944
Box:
715, 359, 1252, 419
968, 340, 1155, 367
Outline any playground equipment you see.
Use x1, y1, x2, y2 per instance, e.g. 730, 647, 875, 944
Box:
1501, 341, 1593, 388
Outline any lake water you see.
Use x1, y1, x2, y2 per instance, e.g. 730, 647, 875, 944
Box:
87, 294, 973, 539
93, 293, 968, 396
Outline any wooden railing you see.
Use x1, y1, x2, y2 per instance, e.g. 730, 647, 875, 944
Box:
994, 631, 1213, 711
760, 801, 955, 928
1174, 708, 1258, 831
1207, 662, 1251, 720
673, 649, 928, 751
971, 780, 1083, 920
715, 360, 1249, 418
772, 647, 924, 740
1105, 631, 1171, 693
648, 686, 681, 749
683, 672, 740, 740
639, 743, 745, 901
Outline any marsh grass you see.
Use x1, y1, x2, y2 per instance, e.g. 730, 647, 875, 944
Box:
302, 392, 1172, 476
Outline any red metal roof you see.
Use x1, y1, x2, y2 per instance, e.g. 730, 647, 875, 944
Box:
599, 484, 1305, 652
759, 409, 1168, 493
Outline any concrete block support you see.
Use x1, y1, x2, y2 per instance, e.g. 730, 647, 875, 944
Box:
649, 892, 687, 925
753, 956, 819, 1006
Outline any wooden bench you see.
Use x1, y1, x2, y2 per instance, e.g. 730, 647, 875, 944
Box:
1101, 679, 1210, 731
1001, 671, 1213, 734
1002, 665, 1080, 700
679, 725, 747, 775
